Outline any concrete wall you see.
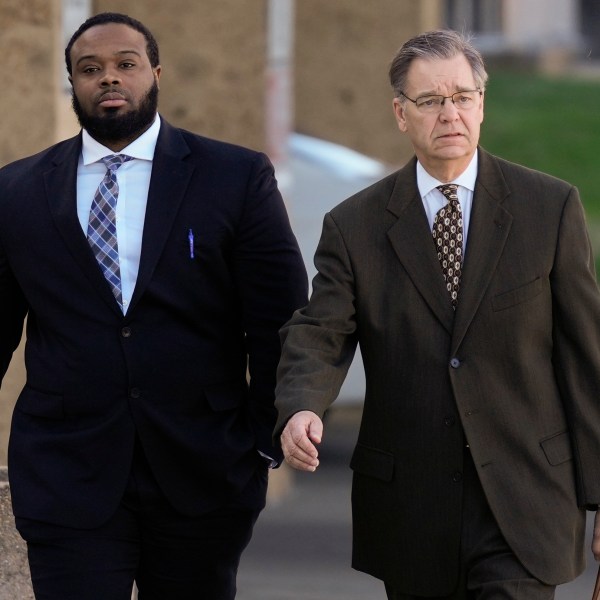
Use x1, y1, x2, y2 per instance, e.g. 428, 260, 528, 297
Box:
0, 0, 274, 465
0, 0, 443, 464
95, 0, 270, 152
0, 3, 436, 588
0, 468, 33, 599
0, 0, 62, 166
0, 2, 62, 466
295, 0, 442, 165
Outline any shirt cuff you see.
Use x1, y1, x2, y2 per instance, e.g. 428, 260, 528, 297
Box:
258, 450, 278, 469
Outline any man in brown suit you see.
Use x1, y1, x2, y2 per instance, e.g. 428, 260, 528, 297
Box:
275, 29, 600, 599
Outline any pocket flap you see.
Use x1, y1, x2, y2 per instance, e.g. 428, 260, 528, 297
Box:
492, 277, 543, 312
350, 444, 394, 481
16, 386, 65, 420
540, 431, 572, 466
203, 381, 247, 412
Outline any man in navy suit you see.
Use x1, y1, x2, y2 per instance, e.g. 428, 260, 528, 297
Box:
0, 12, 307, 599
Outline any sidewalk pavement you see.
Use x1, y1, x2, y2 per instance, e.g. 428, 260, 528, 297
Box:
237, 406, 598, 600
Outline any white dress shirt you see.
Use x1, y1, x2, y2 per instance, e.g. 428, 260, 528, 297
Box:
76, 115, 161, 314
416, 152, 478, 255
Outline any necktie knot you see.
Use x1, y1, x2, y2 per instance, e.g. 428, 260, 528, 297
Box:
102, 154, 133, 172
437, 183, 459, 204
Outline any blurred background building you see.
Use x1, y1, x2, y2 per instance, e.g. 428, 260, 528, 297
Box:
2, 3, 600, 597
1, 0, 599, 462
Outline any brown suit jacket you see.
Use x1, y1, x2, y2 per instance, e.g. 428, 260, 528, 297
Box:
275, 148, 600, 595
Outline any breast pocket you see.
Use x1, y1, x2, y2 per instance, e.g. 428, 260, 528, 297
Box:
491, 277, 544, 312
540, 431, 573, 466
182, 227, 229, 261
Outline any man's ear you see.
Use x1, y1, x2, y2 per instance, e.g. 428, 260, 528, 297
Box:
153, 65, 162, 88
393, 98, 408, 133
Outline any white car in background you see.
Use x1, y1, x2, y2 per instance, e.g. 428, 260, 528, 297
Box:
287, 134, 393, 404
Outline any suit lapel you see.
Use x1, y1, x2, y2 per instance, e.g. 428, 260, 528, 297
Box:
451, 149, 513, 353
386, 159, 455, 334
385, 151, 514, 342
44, 135, 124, 314
128, 120, 194, 312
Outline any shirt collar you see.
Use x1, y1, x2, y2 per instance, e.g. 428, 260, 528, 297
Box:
416, 151, 479, 197
81, 114, 161, 166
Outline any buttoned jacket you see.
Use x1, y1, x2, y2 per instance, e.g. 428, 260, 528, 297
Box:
275, 148, 600, 594
0, 118, 308, 528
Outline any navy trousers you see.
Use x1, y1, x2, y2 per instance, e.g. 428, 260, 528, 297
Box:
17, 440, 264, 600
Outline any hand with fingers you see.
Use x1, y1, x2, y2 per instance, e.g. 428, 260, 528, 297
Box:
280, 410, 323, 472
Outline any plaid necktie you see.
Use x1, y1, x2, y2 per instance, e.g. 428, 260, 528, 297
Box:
432, 184, 463, 309
87, 154, 133, 307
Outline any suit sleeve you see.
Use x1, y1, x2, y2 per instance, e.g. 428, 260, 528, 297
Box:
232, 153, 308, 462
274, 211, 359, 436
551, 186, 600, 508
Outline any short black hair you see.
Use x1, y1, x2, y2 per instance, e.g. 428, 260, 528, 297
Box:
65, 12, 160, 75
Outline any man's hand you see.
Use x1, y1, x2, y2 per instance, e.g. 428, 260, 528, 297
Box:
280, 410, 323, 472
593, 510, 600, 561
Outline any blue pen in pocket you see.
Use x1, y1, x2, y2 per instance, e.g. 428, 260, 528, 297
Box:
188, 229, 195, 259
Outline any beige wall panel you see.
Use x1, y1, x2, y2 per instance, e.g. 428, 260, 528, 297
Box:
0, 1, 61, 465
94, 0, 268, 151
0, 1, 444, 464
295, 1, 441, 166
0, 0, 61, 166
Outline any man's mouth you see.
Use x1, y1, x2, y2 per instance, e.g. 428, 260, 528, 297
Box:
97, 91, 127, 108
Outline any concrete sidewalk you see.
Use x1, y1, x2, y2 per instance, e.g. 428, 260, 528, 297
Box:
237, 406, 599, 600
237, 407, 385, 599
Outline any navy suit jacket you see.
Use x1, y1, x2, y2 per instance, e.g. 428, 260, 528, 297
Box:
0, 118, 308, 528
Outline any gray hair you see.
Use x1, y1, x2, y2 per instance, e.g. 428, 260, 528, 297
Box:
389, 29, 488, 99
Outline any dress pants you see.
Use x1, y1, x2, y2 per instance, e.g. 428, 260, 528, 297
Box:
17, 439, 264, 600
385, 448, 556, 600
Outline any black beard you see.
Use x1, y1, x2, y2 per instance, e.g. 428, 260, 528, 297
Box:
72, 82, 159, 146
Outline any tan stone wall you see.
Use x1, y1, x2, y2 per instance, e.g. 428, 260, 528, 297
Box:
0, 0, 62, 166
0, 0, 272, 465
0, 468, 33, 599
295, 0, 442, 165
0, 1, 443, 465
94, 0, 269, 151
0, 1, 61, 465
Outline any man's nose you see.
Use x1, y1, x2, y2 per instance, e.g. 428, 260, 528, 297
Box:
100, 69, 121, 85
439, 97, 459, 119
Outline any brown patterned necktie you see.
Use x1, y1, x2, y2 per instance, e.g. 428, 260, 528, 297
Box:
432, 184, 463, 308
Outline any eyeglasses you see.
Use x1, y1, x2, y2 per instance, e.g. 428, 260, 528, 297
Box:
399, 89, 482, 113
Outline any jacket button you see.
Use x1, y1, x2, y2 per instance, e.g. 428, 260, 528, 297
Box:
450, 357, 461, 368
452, 471, 463, 483
130, 388, 140, 399
444, 416, 455, 427
121, 327, 131, 338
